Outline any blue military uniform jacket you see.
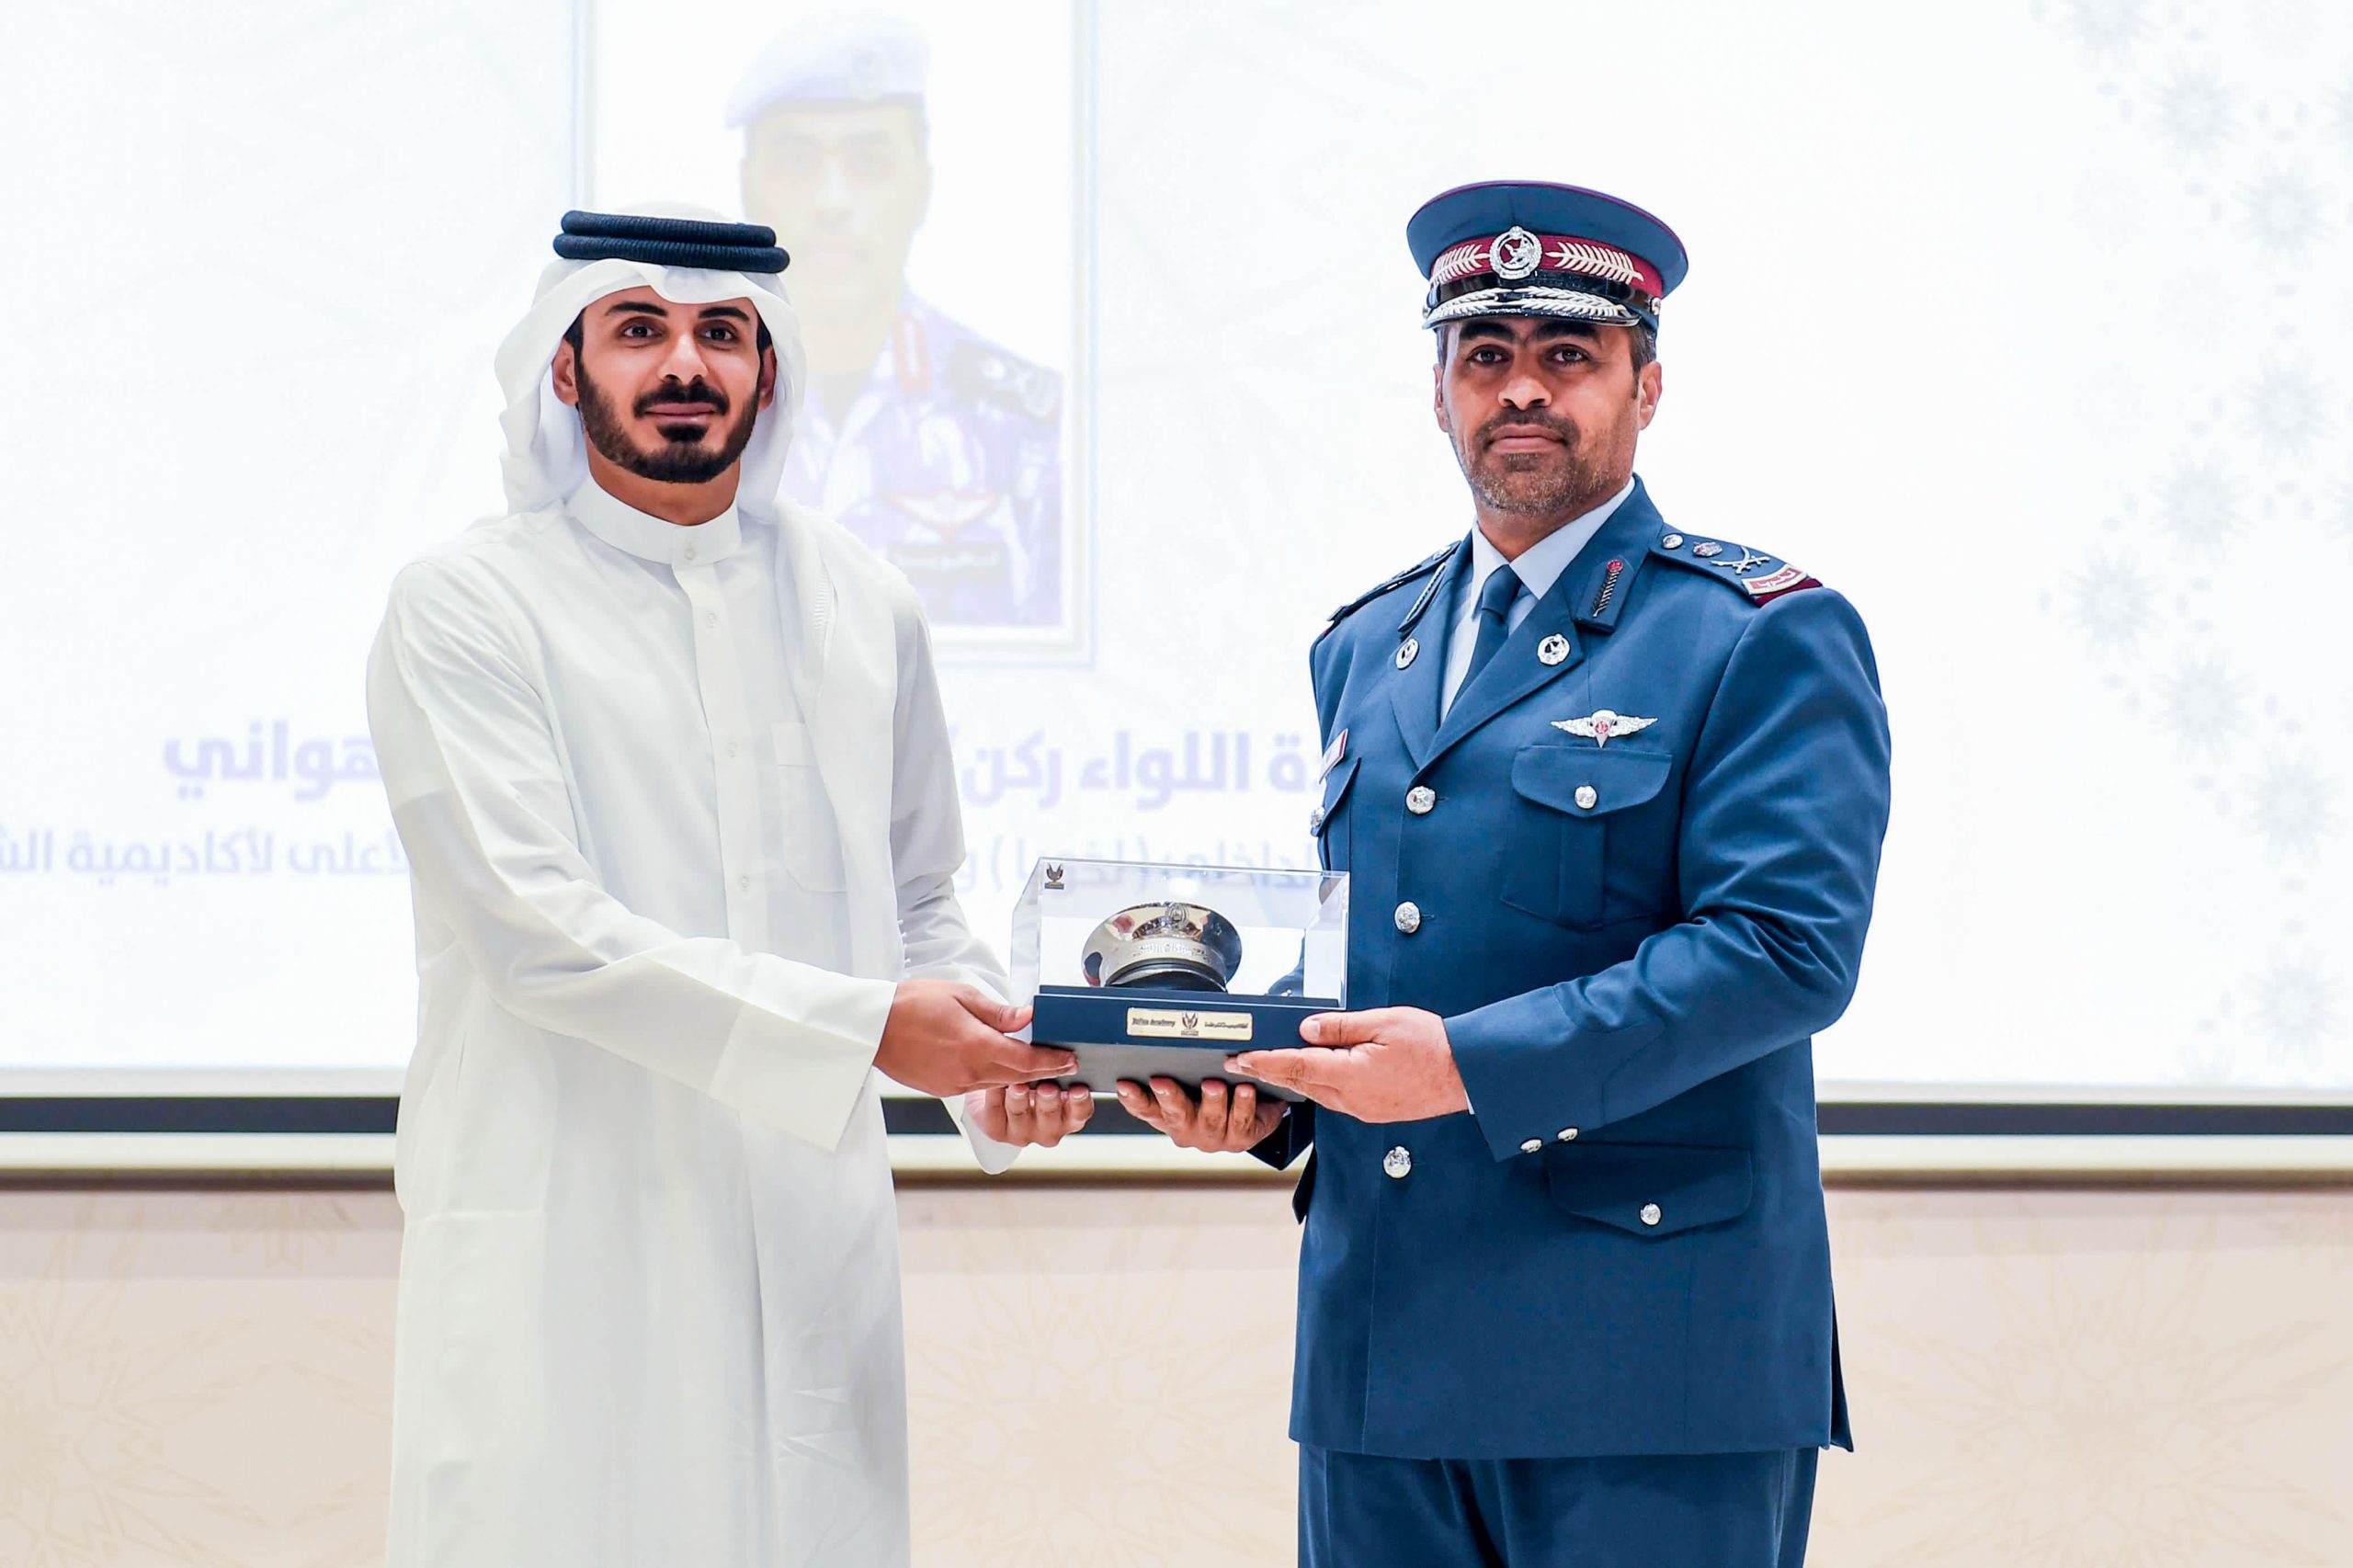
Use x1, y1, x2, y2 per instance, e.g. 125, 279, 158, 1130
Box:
1257, 477, 1890, 1460
779, 294, 1062, 628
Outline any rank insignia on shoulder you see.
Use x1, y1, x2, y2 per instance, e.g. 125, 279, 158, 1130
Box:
945, 342, 1062, 422
1648, 532, 1822, 605
1740, 563, 1823, 604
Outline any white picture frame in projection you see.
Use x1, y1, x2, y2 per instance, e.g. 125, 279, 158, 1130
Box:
587, 0, 1097, 665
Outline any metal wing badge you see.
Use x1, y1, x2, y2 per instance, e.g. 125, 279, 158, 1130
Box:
1552, 708, 1658, 747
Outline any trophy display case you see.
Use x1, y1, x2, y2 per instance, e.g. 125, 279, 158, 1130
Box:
1008, 858, 1351, 1100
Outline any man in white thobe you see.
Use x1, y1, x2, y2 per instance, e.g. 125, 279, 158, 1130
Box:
366, 206, 1085, 1567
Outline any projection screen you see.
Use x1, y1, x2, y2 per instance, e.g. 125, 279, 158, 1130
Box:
3, 0, 2347, 1160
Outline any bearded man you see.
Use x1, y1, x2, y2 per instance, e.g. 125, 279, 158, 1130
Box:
731, 14, 1063, 630
1116, 181, 1894, 1566
365, 208, 1075, 1568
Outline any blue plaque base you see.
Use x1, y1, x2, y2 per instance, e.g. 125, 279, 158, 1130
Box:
1031, 984, 1337, 1103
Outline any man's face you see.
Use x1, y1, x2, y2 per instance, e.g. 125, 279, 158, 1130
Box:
1433, 316, 1661, 516
552, 288, 777, 485
740, 100, 930, 309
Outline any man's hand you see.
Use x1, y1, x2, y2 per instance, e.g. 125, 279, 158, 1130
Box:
1225, 1007, 1469, 1123
964, 1084, 1096, 1146
873, 980, 1075, 1097
1114, 1077, 1287, 1152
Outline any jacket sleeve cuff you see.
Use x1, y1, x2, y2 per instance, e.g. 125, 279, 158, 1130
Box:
1248, 1102, 1316, 1170
709, 972, 896, 1152
1449, 992, 1614, 1164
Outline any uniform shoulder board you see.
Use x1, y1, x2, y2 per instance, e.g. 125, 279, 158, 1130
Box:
1647, 532, 1823, 606
944, 339, 1062, 423
1318, 540, 1459, 641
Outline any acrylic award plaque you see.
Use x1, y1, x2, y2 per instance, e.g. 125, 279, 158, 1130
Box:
1009, 858, 1350, 1102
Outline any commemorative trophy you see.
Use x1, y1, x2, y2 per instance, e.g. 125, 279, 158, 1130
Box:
1009, 858, 1352, 1101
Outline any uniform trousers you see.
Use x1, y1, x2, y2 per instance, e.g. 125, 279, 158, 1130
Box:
1299, 1444, 1818, 1568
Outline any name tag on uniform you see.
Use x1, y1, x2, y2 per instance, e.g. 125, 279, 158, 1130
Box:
1319, 729, 1347, 780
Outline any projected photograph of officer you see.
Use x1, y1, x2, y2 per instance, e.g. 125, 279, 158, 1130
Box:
730, 10, 1067, 634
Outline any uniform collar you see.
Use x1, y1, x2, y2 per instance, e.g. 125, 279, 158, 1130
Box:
1462, 476, 1634, 610
565, 476, 745, 568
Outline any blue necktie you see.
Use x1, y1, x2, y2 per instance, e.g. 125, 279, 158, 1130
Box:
1458, 564, 1524, 697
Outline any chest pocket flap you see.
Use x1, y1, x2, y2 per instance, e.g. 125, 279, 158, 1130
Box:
1509, 744, 1672, 818
1502, 744, 1674, 928
1545, 1142, 1753, 1237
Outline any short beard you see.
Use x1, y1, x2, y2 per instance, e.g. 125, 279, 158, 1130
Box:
1454, 409, 1616, 516
574, 360, 760, 485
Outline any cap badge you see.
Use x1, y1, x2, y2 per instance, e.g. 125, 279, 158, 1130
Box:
1492, 226, 1543, 281
1553, 709, 1658, 747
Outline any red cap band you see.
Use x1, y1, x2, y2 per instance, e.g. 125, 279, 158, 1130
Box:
1429, 231, 1665, 297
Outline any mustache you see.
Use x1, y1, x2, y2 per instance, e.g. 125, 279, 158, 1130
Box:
1477, 411, 1578, 446
634, 378, 730, 417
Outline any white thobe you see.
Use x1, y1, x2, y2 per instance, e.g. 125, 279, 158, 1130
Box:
367, 477, 1009, 1568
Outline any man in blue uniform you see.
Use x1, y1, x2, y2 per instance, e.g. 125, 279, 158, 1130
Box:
729, 14, 1063, 630
1116, 182, 1893, 1565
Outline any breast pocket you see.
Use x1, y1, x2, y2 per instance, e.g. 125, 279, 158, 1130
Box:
1500, 744, 1672, 929
773, 721, 847, 892
1310, 756, 1359, 872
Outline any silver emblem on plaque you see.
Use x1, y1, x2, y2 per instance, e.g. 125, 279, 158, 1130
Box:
1538, 633, 1571, 665
1492, 226, 1543, 281
1082, 903, 1245, 993
1395, 637, 1419, 670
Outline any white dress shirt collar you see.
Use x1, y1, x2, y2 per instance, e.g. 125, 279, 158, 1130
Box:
565, 475, 745, 568
1440, 477, 1636, 719
1461, 475, 1636, 607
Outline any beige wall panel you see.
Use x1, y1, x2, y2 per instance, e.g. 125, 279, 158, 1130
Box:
897, 1185, 1301, 1567
1814, 1187, 2353, 1568
0, 1183, 2347, 1566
